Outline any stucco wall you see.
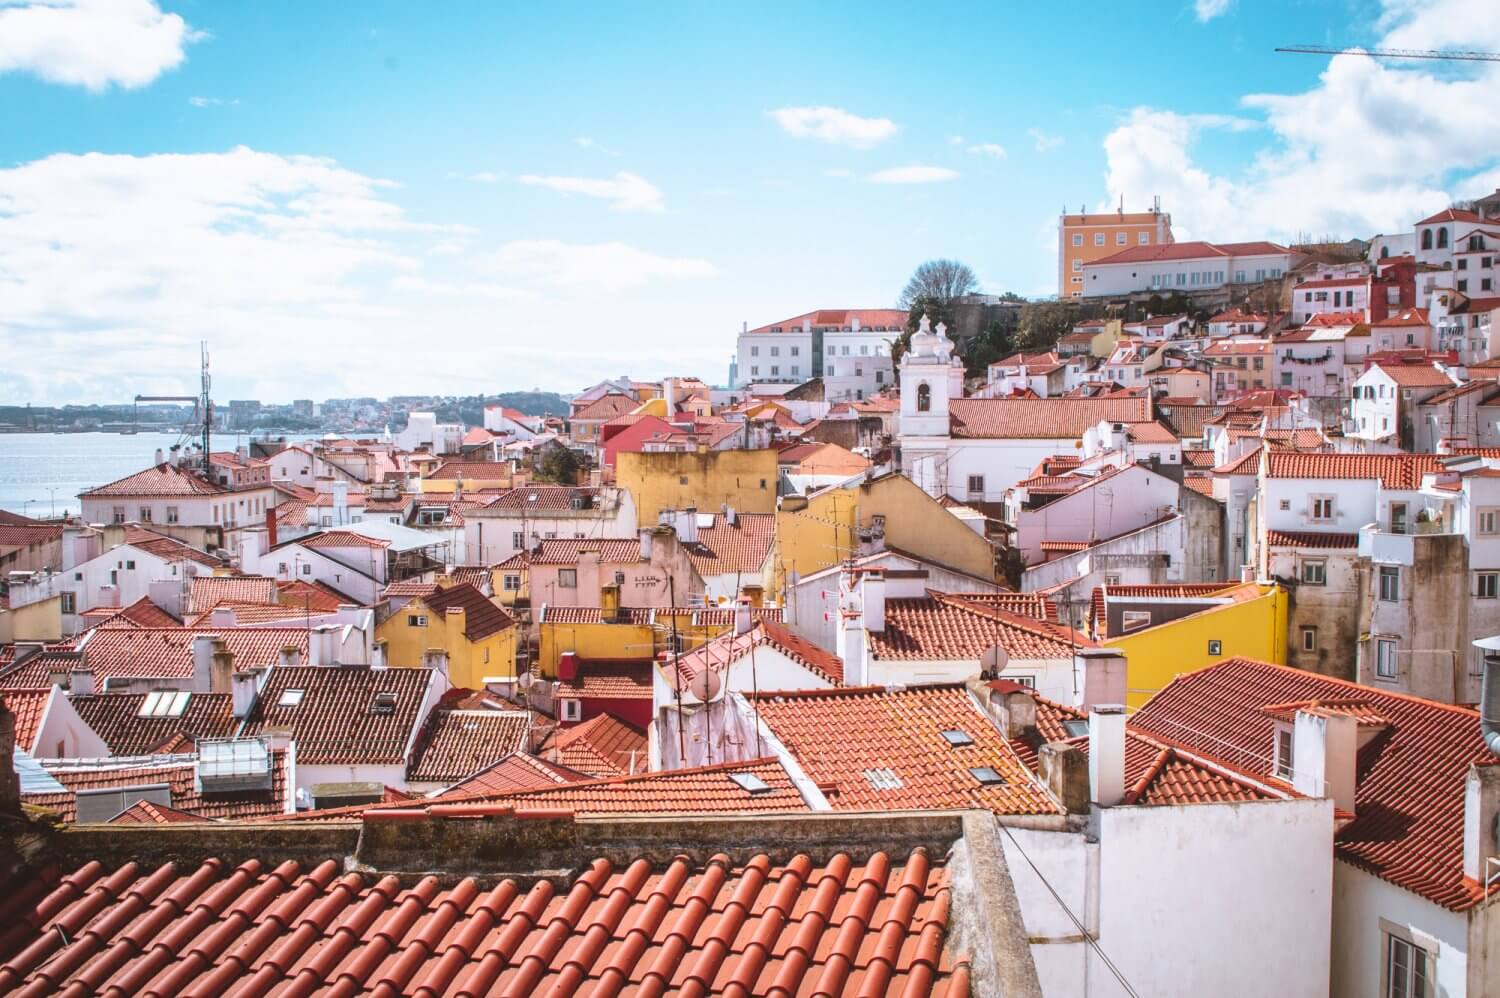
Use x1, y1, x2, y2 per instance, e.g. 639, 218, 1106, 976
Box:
1330, 860, 1469, 998
617, 449, 779, 526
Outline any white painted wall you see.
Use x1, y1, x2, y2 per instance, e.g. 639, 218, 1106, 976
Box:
1330, 860, 1469, 998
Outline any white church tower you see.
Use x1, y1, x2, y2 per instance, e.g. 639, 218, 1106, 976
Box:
898, 315, 965, 498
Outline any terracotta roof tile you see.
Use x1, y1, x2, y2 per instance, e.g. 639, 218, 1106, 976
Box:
1, 688, 50, 751
119, 526, 220, 568
23, 749, 290, 822
558, 661, 653, 701
238, 665, 433, 765
1131, 657, 1499, 911
948, 396, 1152, 439
523, 538, 644, 565
79, 463, 227, 498
406, 709, 531, 783
684, 512, 775, 576
416, 584, 515, 642
105, 799, 214, 824
0, 628, 310, 689
187, 600, 321, 627
443, 752, 591, 797
571, 393, 639, 421
1265, 451, 1444, 488
79, 596, 180, 630
275, 579, 350, 611
669, 620, 844, 690
299, 529, 390, 550
542, 713, 648, 777
1265, 530, 1359, 549
0, 524, 63, 548
188, 576, 278, 612
750, 684, 1060, 815
870, 592, 1090, 661
69, 692, 237, 755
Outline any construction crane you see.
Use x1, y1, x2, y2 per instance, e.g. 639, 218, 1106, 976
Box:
1276, 45, 1500, 63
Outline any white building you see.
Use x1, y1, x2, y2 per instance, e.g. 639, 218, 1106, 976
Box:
1080, 240, 1299, 298
735, 308, 905, 399
1347, 361, 1458, 447
396, 412, 463, 455
1292, 276, 1370, 324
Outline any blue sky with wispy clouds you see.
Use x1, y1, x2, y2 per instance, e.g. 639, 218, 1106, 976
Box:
2, 0, 1498, 403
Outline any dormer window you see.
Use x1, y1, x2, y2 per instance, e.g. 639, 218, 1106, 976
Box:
1274, 724, 1294, 779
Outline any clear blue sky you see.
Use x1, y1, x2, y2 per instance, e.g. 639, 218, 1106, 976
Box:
2, 0, 1495, 403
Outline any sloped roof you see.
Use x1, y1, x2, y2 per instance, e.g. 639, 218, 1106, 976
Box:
668, 620, 843, 690
443, 751, 591, 797
684, 512, 775, 577
750, 684, 1060, 815
522, 538, 644, 565
79, 463, 226, 498
406, 708, 531, 783
105, 799, 215, 824
571, 393, 639, 421
557, 660, 653, 701
0, 628, 310, 689
189, 575, 278, 611
1, 688, 50, 751
948, 396, 1152, 439
870, 592, 1090, 661
747, 308, 908, 334
1265, 452, 1444, 488
1265, 530, 1359, 549
82, 596, 180, 629
1368, 362, 1455, 388
119, 526, 220, 568
238, 665, 433, 765
22, 751, 290, 822
0, 523, 62, 548
1131, 657, 1499, 911
416, 584, 515, 642
69, 691, 236, 755
542, 713, 649, 777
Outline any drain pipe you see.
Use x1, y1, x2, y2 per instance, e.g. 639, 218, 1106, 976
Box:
1471, 636, 1500, 754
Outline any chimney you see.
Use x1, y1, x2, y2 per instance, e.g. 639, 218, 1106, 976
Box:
69, 669, 95, 698
192, 634, 223, 692
1089, 705, 1127, 807
1039, 742, 1090, 815
1291, 709, 1358, 814
724, 504, 737, 526
211, 646, 236, 694
558, 651, 579, 682
148, 579, 185, 622
278, 645, 300, 667
740, 583, 764, 608
154, 448, 165, 467
677, 507, 698, 544
600, 583, 621, 624
308, 625, 341, 666
734, 597, 754, 636
231, 669, 260, 718
638, 529, 653, 562
834, 586, 868, 686
1076, 648, 1127, 709
265, 503, 278, 549
421, 648, 450, 677
859, 571, 885, 633
332, 480, 349, 526
211, 606, 237, 628
1463, 765, 1500, 882
1475, 636, 1500, 756
446, 606, 465, 636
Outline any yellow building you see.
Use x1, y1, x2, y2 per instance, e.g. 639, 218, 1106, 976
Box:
1058, 204, 1173, 297
1094, 582, 1288, 709
775, 472, 997, 598
376, 584, 518, 688
616, 448, 779, 527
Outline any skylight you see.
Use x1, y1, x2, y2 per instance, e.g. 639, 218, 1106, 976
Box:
1063, 718, 1090, 738
278, 688, 305, 708
939, 729, 974, 747
969, 767, 1007, 786
729, 772, 772, 795
371, 691, 399, 714
138, 690, 190, 718
862, 767, 903, 791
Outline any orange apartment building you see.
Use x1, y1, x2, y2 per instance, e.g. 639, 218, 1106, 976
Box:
1058, 201, 1174, 297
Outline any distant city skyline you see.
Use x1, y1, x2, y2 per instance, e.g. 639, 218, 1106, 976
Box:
3, 0, 1499, 404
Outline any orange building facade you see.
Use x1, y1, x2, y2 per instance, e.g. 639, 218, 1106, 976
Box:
1058, 205, 1174, 297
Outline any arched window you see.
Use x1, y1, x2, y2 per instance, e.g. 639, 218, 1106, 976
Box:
1421, 229, 1433, 250
917, 383, 932, 412
1380, 246, 1390, 259
1437, 227, 1448, 249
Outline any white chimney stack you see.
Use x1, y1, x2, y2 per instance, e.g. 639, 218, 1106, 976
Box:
1292, 709, 1358, 814
860, 571, 885, 633
69, 669, 95, 698
231, 669, 260, 719
1089, 705, 1127, 807
332, 480, 349, 526
734, 597, 754, 636
1463, 765, 1500, 882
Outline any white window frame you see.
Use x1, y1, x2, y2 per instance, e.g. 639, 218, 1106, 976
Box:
559, 698, 582, 722
1375, 638, 1399, 680
1301, 559, 1327, 586
1378, 566, 1400, 603
1478, 571, 1499, 599
1381, 923, 1435, 998
1121, 611, 1153, 632
1310, 495, 1335, 522
1300, 626, 1317, 652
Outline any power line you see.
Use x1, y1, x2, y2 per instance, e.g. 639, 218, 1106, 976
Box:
1275, 44, 1500, 62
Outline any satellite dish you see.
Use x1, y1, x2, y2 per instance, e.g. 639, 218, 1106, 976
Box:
981, 645, 1010, 675
689, 668, 723, 703
517, 671, 534, 690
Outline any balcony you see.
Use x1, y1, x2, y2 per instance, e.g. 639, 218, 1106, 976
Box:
1359, 524, 1413, 565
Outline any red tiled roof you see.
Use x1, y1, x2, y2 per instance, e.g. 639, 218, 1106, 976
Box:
930, 591, 1059, 622
382, 579, 439, 599
1184, 477, 1216, 497
525, 538, 644, 565
238, 665, 434, 765
948, 396, 1152, 439
1, 688, 50, 751
1370, 307, 1428, 327
443, 751, 590, 797
69, 692, 236, 755
571, 393, 638, 422
23, 750, 290, 822
276, 579, 349, 612
79, 463, 226, 498
685, 512, 775, 576
187, 601, 321, 627
82, 596, 180, 629
870, 592, 1090, 661
477, 485, 600, 511
106, 799, 214, 824
406, 708, 531, 783
1264, 530, 1359, 549
0, 831, 971, 996
543, 713, 648, 777
747, 308, 909, 334
119, 526, 220, 568
1368, 362, 1455, 388
417, 584, 515, 642
1416, 206, 1481, 225
669, 620, 844, 690
1132, 657, 1499, 911
558, 660, 653, 701
750, 684, 1060, 815
0, 523, 63, 548
1212, 446, 1262, 475
424, 460, 517, 480
1265, 451, 1444, 488
0, 628, 311, 689
299, 529, 389, 550
188, 575, 278, 611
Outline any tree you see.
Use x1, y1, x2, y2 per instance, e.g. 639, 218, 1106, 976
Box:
963, 318, 1016, 378
898, 259, 978, 311
1014, 300, 1078, 350
537, 444, 582, 484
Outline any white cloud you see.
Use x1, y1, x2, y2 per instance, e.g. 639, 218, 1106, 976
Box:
968, 143, 1007, 159
869, 165, 959, 184
823, 167, 852, 178
767, 106, 898, 149
948, 135, 965, 146
0, 0, 200, 91
1027, 128, 1064, 152
464, 170, 503, 183
1193, 0, 1231, 22
517, 170, 664, 212
574, 136, 620, 157
1100, 0, 1500, 242
482, 240, 716, 291
188, 96, 238, 108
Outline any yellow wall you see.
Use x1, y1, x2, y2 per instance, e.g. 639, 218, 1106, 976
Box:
0, 594, 62, 643
536, 610, 749, 677
1090, 319, 1124, 359
774, 474, 997, 598
1105, 585, 1288, 710
617, 449, 779, 526
377, 599, 519, 688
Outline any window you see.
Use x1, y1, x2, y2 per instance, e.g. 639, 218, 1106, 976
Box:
790, 366, 799, 376
1301, 560, 1327, 585
1384, 932, 1434, 998
1458, 258, 1469, 271
678, 475, 689, 485
1139, 231, 1150, 245
1104, 574, 1121, 586
750, 366, 759, 376
1477, 572, 1498, 599
1094, 233, 1105, 246
770, 365, 778, 376
408, 614, 428, 627
1310, 496, 1335, 521
967, 474, 984, 496
558, 568, 578, 588
512, 531, 525, 549
1379, 566, 1401, 602
1207, 639, 1223, 655
112, 505, 126, 524
1437, 227, 1448, 249
1276, 728, 1294, 779
278, 688, 305, 707
1121, 610, 1153, 632
769, 345, 779, 356
1375, 638, 1398, 679
1421, 229, 1433, 250
790, 345, 799, 356
1300, 626, 1317, 652
1072, 259, 1083, 273
1072, 233, 1083, 247
60, 592, 76, 614
750, 345, 759, 356
502, 573, 522, 592
1482, 509, 1500, 536
1116, 232, 1126, 246
301, 563, 312, 575
165, 506, 179, 524
916, 382, 931, 412
841, 345, 850, 355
